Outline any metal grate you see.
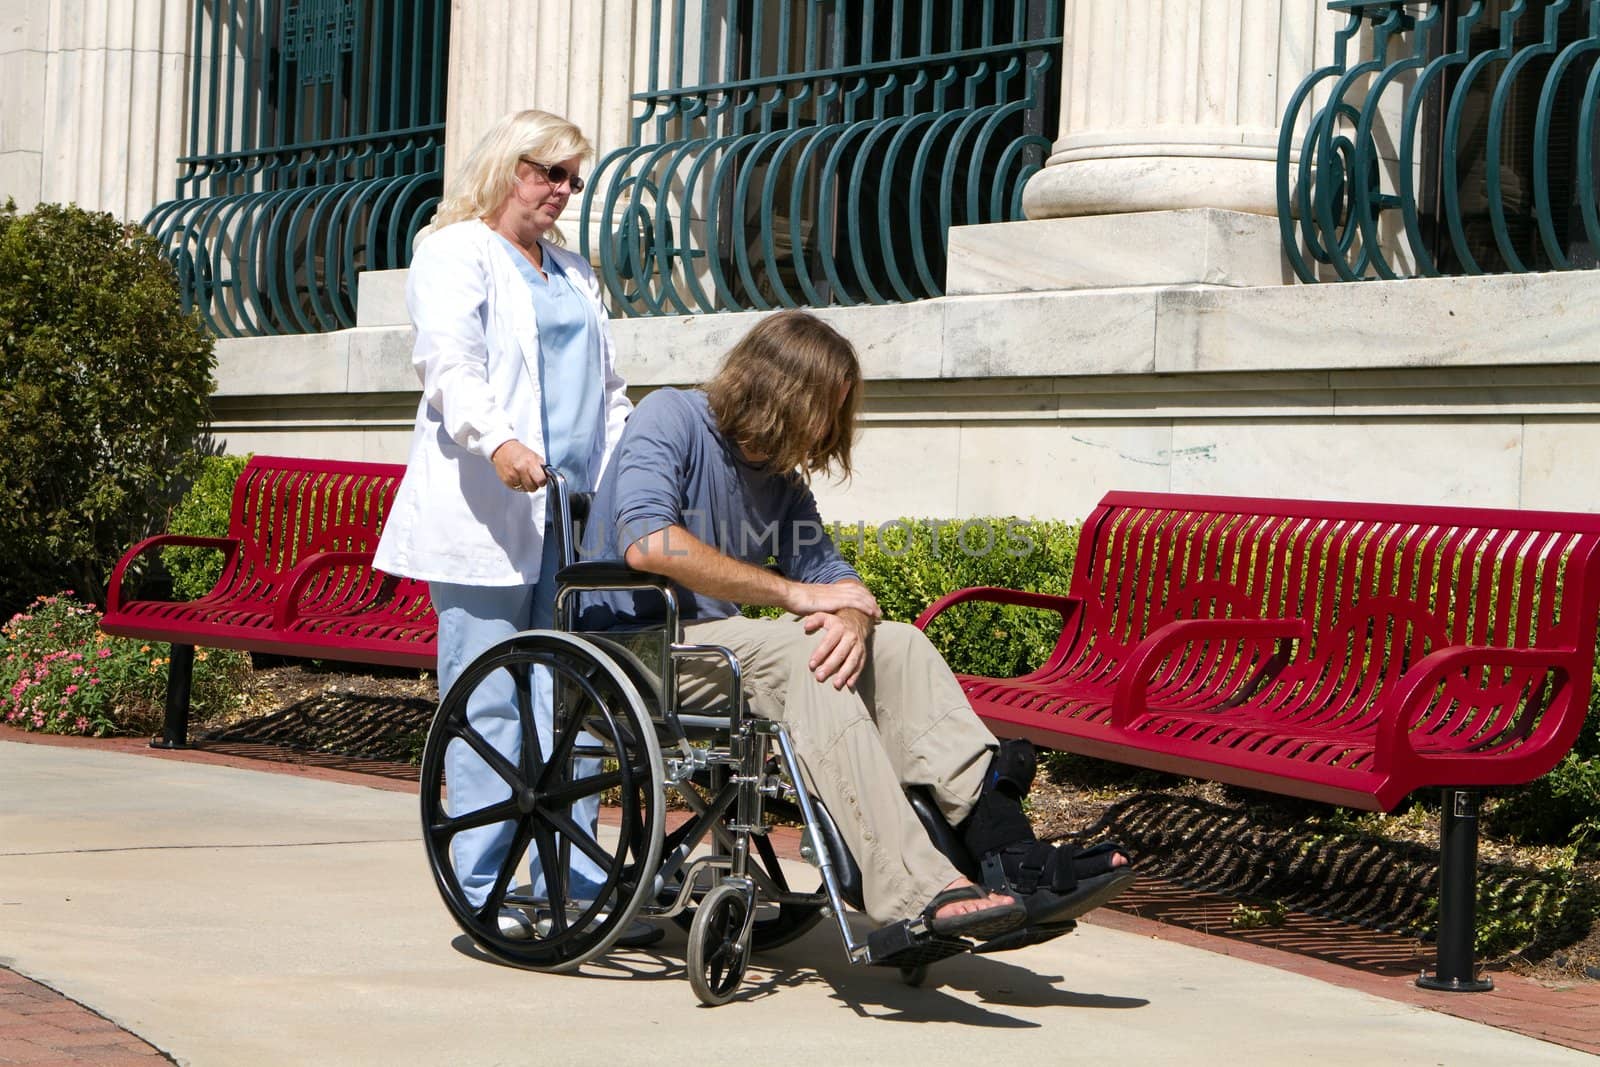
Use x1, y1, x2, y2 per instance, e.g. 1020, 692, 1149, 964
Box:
581, 0, 1062, 315
144, 0, 450, 336
1279, 0, 1600, 282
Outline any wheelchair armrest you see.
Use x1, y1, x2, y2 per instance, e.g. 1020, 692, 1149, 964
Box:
555, 560, 671, 589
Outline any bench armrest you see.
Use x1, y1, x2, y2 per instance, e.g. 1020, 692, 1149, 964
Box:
274, 550, 387, 627
105, 534, 240, 612
913, 586, 1084, 630
1377, 645, 1588, 781
1111, 618, 1311, 729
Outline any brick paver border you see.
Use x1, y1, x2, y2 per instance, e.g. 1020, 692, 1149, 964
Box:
0, 966, 172, 1066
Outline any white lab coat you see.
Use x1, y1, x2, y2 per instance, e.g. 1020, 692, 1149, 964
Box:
374, 219, 632, 586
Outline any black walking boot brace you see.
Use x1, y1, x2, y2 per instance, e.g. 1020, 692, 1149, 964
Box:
957, 739, 1135, 932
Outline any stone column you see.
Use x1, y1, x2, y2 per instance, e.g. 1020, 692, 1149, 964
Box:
442, 0, 648, 188
437, 0, 652, 258
1, 1, 190, 220
1024, 0, 1332, 220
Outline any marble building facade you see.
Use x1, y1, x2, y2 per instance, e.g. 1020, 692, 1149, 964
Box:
2, 0, 1597, 523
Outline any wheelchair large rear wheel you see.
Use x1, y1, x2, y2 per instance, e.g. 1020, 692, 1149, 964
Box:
419, 630, 664, 972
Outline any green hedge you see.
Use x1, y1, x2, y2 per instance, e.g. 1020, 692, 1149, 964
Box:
0, 201, 215, 617
1489, 680, 1600, 852
162, 453, 251, 599
829, 518, 1079, 678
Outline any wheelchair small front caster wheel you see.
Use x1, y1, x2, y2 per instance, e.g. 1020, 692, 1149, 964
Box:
899, 964, 928, 988
688, 882, 754, 1006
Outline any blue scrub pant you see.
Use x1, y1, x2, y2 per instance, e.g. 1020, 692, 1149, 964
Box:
430, 540, 605, 909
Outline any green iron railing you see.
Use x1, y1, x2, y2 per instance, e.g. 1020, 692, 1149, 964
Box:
145, 0, 449, 336
1279, 0, 1600, 282
581, 0, 1061, 315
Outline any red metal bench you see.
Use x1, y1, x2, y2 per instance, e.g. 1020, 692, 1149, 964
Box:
102, 455, 436, 747
916, 491, 1600, 992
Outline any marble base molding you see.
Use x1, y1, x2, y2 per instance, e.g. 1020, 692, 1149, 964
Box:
213, 268, 1600, 522
946, 210, 1291, 295
1023, 154, 1283, 221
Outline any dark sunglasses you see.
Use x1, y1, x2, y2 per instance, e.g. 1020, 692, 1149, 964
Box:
519, 158, 585, 193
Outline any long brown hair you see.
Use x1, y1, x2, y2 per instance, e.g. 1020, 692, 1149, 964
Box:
704, 310, 862, 480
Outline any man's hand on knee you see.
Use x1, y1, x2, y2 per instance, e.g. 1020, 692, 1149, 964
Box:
782, 579, 881, 620
801, 608, 872, 690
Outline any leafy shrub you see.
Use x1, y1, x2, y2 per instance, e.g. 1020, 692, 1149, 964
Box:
0, 201, 215, 618
1, 592, 248, 737
1470, 849, 1595, 957
1230, 900, 1288, 929
163, 454, 251, 599
821, 517, 1079, 678
1491, 755, 1600, 853
1485, 667, 1600, 853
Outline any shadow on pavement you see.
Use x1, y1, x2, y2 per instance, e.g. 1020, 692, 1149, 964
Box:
446, 914, 1149, 1024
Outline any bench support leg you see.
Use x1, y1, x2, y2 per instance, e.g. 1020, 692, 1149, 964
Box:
150, 644, 195, 750
1416, 788, 1493, 992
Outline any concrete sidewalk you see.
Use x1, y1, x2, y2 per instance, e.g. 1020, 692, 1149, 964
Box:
0, 740, 1591, 1067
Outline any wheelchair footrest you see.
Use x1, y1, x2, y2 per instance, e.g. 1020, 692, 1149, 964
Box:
970, 919, 1077, 955
865, 922, 971, 968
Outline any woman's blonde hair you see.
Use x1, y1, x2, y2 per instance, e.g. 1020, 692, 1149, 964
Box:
705, 310, 862, 481
419, 109, 593, 244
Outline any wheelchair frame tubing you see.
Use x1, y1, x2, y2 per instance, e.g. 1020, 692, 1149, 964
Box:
760, 720, 873, 963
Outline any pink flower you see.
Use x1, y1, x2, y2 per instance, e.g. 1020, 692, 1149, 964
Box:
65, 685, 78, 696
87, 678, 99, 686
71, 666, 84, 677
97, 648, 111, 659
74, 717, 89, 732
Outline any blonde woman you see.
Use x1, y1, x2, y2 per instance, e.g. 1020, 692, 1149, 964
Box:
373, 110, 652, 945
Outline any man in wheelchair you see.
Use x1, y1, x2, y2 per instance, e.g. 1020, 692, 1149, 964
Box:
580, 309, 1134, 952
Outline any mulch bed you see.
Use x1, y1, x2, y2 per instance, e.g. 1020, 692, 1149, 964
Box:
194, 661, 1599, 984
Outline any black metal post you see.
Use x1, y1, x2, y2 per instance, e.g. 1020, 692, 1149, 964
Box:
1417, 787, 1493, 992
150, 643, 195, 750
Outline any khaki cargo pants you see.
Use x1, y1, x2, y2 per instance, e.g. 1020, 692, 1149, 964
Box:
676, 615, 997, 924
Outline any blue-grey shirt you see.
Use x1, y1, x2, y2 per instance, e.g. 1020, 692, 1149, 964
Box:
495, 234, 604, 491
580, 388, 859, 625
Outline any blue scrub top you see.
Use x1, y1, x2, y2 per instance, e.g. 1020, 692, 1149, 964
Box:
494, 235, 605, 492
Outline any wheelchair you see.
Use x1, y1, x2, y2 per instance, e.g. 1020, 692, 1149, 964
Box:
418, 469, 1040, 1005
